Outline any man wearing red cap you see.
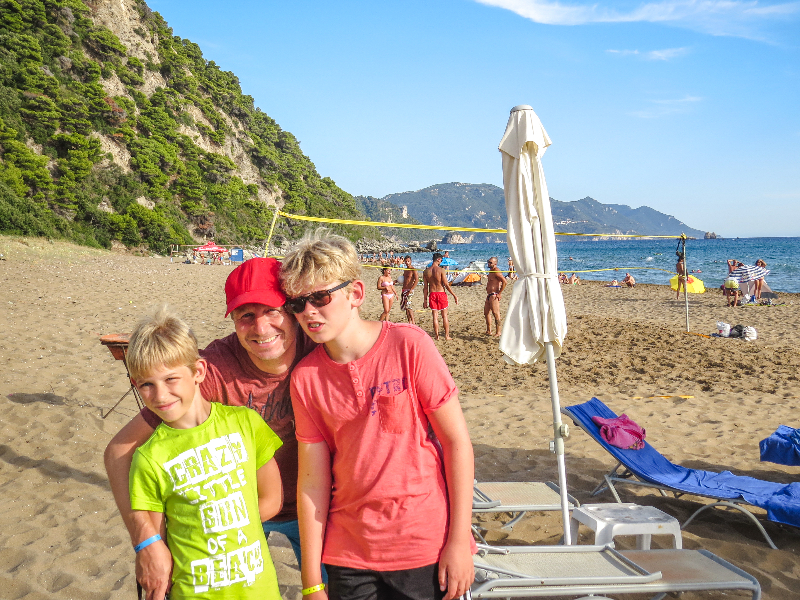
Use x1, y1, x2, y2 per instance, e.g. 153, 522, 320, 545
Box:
104, 258, 317, 599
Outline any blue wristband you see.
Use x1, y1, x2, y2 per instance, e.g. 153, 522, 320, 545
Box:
134, 534, 162, 553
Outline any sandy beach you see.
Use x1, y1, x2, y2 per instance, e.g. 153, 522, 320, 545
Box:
1, 235, 799, 600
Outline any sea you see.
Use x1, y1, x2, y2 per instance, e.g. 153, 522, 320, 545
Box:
412, 237, 800, 293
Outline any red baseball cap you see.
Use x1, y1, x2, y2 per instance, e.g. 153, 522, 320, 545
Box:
224, 257, 286, 317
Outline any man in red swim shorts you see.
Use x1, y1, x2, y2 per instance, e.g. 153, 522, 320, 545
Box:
423, 253, 459, 340
429, 290, 448, 310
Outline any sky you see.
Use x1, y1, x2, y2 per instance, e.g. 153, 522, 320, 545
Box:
146, 0, 800, 237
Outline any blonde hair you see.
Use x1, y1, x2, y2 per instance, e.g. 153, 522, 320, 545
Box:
280, 228, 362, 296
127, 305, 201, 381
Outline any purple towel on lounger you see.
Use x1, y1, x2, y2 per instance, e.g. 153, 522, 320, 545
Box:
592, 414, 646, 450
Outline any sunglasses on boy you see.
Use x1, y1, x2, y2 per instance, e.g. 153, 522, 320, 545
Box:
284, 280, 352, 314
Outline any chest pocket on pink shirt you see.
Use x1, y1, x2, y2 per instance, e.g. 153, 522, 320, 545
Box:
376, 390, 413, 434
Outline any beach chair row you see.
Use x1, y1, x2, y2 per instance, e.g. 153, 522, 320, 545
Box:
469, 395, 785, 599
472, 478, 761, 599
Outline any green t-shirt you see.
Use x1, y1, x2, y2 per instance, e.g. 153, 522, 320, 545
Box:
130, 403, 282, 600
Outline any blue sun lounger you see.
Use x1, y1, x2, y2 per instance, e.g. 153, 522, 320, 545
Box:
759, 425, 800, 466
563, 398, 800, 549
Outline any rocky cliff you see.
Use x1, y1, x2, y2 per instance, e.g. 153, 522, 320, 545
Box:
0, 0, 371, 252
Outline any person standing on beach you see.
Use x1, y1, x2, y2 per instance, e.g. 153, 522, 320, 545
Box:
484, 257, 506, 337
377, 267, 397, 322
675, 254, 687, 300
754, 259, 767, 301
399, 255, 419, 325
280, 231, 475, 600
724, 259, 741, 306
423, 253, 458, 340
104, 258, 318, 600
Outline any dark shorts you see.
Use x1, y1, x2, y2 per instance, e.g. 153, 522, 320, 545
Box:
429, 291, 448, 311
325, 563, 444, 600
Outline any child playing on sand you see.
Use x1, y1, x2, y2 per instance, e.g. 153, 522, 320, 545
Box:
281, 230, 475, 600
126, 306, 283, 600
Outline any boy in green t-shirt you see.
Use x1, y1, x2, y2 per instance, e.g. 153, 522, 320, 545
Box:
126, 306, 283, 600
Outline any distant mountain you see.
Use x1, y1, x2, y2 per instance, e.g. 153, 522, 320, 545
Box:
373, 183, 705, 242
549, 197, 705, 238
381, 183, 506, 243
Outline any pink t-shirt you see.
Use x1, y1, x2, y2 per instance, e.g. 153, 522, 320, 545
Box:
141, 329, 316, 522
291, 321, 458, 570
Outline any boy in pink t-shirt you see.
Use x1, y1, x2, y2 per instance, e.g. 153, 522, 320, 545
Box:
281, 231, 475, 600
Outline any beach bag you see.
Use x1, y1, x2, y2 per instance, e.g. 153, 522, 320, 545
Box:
716, 321, 731, 337
591, 414, 646, 450
742, 326, 758, 341
728, 324, 745, 338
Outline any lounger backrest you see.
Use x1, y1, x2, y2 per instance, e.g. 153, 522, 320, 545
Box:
563, 398, 694, 486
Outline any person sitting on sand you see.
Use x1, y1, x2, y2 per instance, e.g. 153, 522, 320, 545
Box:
423, 253, 459, 340
568, 273, 580, 285
559, 273, 568, 284
377, 267, 396, 322
484, 256, 506, 337
104, 258, 320, 599
622, 273, 635, 287
126, 306, 284, 600
506, 257, 518, 281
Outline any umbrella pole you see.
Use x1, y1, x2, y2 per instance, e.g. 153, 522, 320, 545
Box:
545, 341, 572, 545
682, 235, 690, 332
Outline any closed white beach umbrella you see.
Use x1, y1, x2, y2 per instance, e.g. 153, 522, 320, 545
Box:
498, 105, 572, 543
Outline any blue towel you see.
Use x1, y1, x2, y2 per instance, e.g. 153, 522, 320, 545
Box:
565, 398, 800, 528
760, 425, 800, 467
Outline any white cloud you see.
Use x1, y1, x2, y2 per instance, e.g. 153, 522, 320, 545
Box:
646, 47, 690, 59
631, 95, 703, 117
607, 47, 689, 59
475, 0, 800, 39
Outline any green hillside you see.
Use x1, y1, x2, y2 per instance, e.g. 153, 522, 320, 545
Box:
0, 0, 372, 253
354, 194, 428, 242
383, 183, 506, 242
